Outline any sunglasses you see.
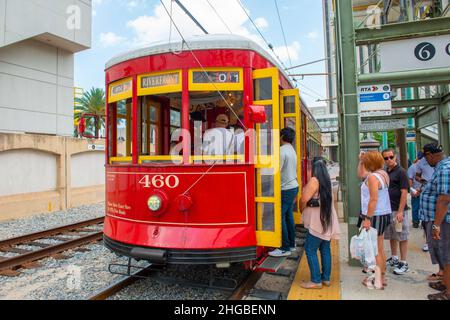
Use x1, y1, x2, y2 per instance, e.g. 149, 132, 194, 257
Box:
384, 156, 395, 160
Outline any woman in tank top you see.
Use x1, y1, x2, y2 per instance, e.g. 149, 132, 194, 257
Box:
357, 151, 392, 290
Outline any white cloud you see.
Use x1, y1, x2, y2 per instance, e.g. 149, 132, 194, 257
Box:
125, 0, 297, 67
100, 32, 126, 47
255, 17, 268, 29
307, 31, 318, 39
126, 0, 262, 48
273, 41, 301, 64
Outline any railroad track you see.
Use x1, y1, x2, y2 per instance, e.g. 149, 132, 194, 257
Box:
88, 265, 262, 300
0, 217, 104, 276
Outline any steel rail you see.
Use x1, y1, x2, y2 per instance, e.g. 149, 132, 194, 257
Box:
0, 217, 104, 249
0, 231, 103, 272
88, 267, 153, 300
228, 271, 263, 300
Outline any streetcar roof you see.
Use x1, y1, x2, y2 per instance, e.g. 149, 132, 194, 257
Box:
105, 34, 295, 87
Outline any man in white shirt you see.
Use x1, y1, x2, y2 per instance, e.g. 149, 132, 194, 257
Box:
269, 127, 299, 257
202, 114, 235, 157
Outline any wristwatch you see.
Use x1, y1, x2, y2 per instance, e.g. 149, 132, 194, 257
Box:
432, 224, 440, 230
364, 216, 372, 221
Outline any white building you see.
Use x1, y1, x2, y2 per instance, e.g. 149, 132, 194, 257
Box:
0, 0, 92, 136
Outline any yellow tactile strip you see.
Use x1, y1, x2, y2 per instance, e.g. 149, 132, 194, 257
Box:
288, 239, 341, 300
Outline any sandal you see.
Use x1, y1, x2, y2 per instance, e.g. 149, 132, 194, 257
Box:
428, 290, 450, 300
427, 273, 444, 281
362, 267, 374, 274
362, 275, 384, 290
429, 281, 446, 292
382, 272, 387, 287
300, 281, 323, 289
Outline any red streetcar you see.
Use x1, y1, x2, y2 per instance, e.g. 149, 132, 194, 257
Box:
103, 35, 321, 269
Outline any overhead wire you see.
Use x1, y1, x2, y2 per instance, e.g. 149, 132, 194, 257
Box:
159, 0, 245, 130
159, 0, 250, 195
273, 0, 292, 69
236, 0, 289, 71
205, 0, 233, 34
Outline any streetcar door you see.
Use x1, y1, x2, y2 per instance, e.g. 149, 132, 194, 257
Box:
252, 68, 282, 248
280, 89, 302, 224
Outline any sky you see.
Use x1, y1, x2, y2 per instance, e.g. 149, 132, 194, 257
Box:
75, 0, 327, 109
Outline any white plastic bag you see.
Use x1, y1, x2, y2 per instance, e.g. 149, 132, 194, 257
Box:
350, 227, 378, 269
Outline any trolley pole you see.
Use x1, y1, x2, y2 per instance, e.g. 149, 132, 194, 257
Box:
335, 0, 361, 265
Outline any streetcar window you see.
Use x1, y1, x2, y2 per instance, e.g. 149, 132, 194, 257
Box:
283, 96, 296, 114
258, 105, 273, 156
254, 78, 272, 101
284, 117, 297, 153
109, 98, 132, 159
139, 94, 182, 160
189, 91, 244, 161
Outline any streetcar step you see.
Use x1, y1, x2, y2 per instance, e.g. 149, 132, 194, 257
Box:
255, 256, 287, 273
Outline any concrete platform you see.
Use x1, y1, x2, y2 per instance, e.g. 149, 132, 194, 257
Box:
339, 221, 439, 300
288, 203, 441, 300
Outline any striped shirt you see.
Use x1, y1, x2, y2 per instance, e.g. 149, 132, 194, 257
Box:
419, 157, 450, 223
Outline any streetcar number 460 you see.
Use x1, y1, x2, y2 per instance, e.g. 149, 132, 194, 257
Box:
138, 175, 180, 189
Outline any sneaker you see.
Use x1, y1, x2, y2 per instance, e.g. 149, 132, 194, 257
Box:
268, 249, 291, 257
422, 244, 429, 252
386, 256, 399, 268
413, 222, 420, 229
394, 262, 410, 275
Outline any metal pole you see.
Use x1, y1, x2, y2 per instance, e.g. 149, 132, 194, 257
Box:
173, 0, 209, 35
335, 0, 361, 265
438, 89, 450, 154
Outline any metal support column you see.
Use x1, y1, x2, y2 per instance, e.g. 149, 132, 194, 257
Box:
396, 129, 409, 168
335, 0, 361, 265
439, 100, 450, 155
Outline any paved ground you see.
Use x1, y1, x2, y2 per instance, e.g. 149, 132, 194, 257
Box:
339, 221, 440, 300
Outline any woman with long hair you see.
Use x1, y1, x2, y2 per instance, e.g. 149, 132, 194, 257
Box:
300, 157, 341, 289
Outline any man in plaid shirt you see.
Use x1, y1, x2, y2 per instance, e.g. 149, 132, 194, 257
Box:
419, 143, 450, 300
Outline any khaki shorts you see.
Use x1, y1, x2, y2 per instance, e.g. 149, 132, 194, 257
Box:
384, 210, 410, 241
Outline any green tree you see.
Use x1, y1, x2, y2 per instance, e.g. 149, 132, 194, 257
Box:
74, 87, 106, 138
373, 131, 397, 149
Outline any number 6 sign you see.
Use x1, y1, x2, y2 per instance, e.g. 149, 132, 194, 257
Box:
414, 42, 436, 61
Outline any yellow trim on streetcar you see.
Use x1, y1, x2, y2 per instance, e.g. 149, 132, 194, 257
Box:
188, 67, 243, 91
108, 77, 133, 103
110, 157, 133, 164
139, 156, 183, 164
253, 67, 281, 249
137, 70, 182, 96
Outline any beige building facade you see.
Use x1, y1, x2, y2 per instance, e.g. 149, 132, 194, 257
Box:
0, 1, 102, 221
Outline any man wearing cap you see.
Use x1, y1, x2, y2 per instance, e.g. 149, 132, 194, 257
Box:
408, 152, 427, 228
418, 143, 450, 300
202, 114, 235, 157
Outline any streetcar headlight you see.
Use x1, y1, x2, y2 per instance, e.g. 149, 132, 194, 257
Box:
147, 195, 162, 212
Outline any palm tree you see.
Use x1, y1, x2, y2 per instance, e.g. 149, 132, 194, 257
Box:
74, 87, 106, 138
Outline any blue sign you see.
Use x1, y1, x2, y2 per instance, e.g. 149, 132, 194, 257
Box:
359, 92, 391, 103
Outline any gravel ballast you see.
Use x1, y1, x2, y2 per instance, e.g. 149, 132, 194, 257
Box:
0, 203, 250, 300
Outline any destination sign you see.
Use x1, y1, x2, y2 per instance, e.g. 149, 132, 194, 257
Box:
141, 73, 180, 88
192, 71, 240, 84
110, 79, 132, 97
